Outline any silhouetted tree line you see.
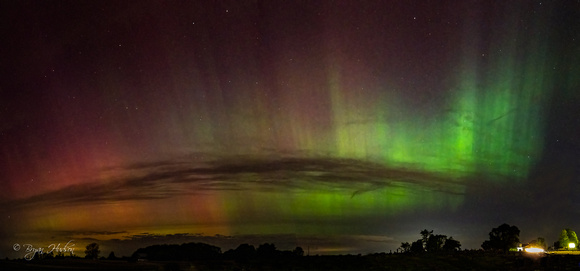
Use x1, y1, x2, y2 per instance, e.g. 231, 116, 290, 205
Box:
131, 242, 222, 261
399, 229, 461, 253
130, 242, 304, 262
225, 243, 303, 260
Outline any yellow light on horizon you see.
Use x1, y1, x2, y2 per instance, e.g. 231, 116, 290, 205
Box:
524, 247, 544, 253
569, 243, 576, 249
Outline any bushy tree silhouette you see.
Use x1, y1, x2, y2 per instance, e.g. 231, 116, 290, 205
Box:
400, 242, 411, 253
426, 234, 447, 252
481, 223, 520, 252
84, 243, 100, 259
410, 240, 424, 253
293, 246, 304, 256
443, 237, 461, 251
400, 229, 461, 254
420, 229, 433, 246
224, 243, 256, 262
257, 243, 278, 259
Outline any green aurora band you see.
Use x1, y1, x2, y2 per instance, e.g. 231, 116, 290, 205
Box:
215, 7, 557, 225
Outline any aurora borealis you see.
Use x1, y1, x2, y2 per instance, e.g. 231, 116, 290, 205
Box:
1, 0, 579, 258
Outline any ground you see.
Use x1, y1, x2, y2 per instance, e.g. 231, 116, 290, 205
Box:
2, 252, 580, 270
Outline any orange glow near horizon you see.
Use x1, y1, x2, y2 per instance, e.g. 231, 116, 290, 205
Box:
525, 247, 545, 253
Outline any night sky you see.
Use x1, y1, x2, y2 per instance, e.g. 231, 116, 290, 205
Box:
1, 0, 579, 258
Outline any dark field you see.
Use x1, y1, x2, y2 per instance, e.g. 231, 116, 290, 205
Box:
2, 252, 580, 271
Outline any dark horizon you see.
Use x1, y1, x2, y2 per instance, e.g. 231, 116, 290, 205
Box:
1, 225, 569, 261
1, 0, 579, 260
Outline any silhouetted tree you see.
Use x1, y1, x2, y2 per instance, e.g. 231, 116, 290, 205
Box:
426, 234, 447, 252
180, 242, 222, 261
224, 243, 256, 262
443, 237, 461, 251
481, 223, 520, 252
410, 240, 424, 253
107, 251, 117, 260
257, 243, 278, 258
85, 243, 100, 259
420, 229, 433, 248
400, 242, 411, 253
293, 246, 304, 256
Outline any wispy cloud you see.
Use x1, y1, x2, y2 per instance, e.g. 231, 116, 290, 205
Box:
4, 156, 473, 210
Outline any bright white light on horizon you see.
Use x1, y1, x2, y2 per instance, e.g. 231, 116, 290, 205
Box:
524, 247, 544, 253
569, 243, 576, 249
